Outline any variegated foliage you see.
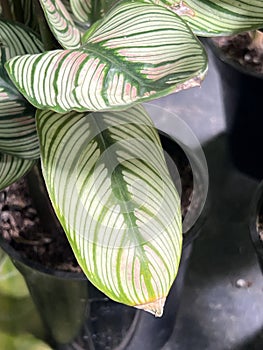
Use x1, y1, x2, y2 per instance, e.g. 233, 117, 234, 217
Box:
69, 0, 91, 23
0, 154, 35, 191
149, 0, 263, 35
0, 19, 43, 188
69, 0, 119, 23
0, 0, 39, 32
0, 19, 43, 61
61, 0, 90, 33
0, 87, 38, 159
36, 105, 182, 316
39, 0, 82, 49
5, 1, 207, 113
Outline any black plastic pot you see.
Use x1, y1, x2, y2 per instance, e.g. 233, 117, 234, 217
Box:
250, 181, 263, 274
207, 39, 263, 180
0, 133, 208, 350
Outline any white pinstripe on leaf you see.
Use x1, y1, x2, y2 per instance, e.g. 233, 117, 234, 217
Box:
39, 0, 82, 49
36, 105, 182, 316
5, 1, 207, 113
0, 154, 35, 190
149, 0, 263, 35
0, 19, 42, 159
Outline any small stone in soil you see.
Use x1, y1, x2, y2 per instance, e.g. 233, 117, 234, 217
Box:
235, 279, 252, 288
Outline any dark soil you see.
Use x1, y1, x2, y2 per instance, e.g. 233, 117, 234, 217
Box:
212, 31, 263, 74
159, 132, 193, 219
0, 179, 82, 273
0, 134, 193, 273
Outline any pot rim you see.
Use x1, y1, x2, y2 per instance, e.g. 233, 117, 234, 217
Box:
249, 180, 263, 257
0, 234, 87, 280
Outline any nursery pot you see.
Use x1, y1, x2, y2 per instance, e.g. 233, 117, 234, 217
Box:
0, 132, 207, 350
250, 180, 263, 274
207, 39, 263, 180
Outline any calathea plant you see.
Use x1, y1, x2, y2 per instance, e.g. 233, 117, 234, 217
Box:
0, 0, 262, 318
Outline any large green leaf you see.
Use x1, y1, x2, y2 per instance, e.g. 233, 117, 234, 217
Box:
5, 1, 207, 113
149, 0, 263, 36
0, 153, 34, 190
0, 19, 42, 159
39, 0, 82, 49
36, 105, 182, 316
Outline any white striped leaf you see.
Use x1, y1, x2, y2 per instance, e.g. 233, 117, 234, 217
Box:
149, 0, 263, 35
0, 153, 35, 190
5, 1, 207, 113
69, 0, 91, 22
36, 105, 182, 316
0, 19, 42, 159
39, 0, 82, 49
69, 0, 118, 23
61, 0, 90, 33
0, 18, 43, 59
0, 86, 39, 159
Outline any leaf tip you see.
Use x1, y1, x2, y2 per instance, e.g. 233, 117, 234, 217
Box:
135, 296, 166, 317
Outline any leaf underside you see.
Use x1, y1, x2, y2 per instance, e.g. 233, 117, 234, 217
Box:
36, 105, 182, 316
5, 1, 207, 113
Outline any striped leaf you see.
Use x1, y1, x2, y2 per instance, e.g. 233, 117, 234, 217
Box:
0, 87, 39, 159
0, 153, 35, 190
36, 105, 182, 316
0, 19, 42, 159
61, 0, 90, 33
39, 0, 82, 49
69, 0, 91, 22
5, 1, 207, 113
0, 18, 43, 59
69, 0, 118, 23
150, 0, 263, 35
